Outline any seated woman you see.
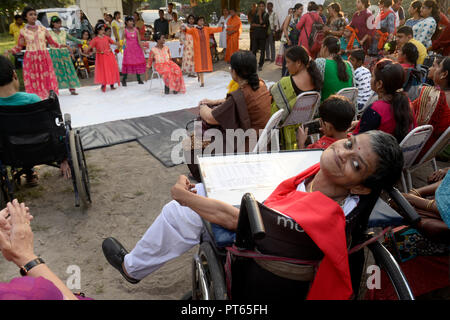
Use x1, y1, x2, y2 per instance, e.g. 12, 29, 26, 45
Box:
186, 50, 272, 180
0, 56, 71, 185
411, 56, 450, 161
351, 59, 415, 143
404, 172, 450, 243
314, 36, 354, 102
102, 130, 404, 300
271, 45, 323, 150
147, 32, 186, 95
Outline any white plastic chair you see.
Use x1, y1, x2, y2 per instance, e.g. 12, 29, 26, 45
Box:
399, 125, 434, 192
252, 109, 284, 153
337, 87, 359, 120
357, 91, 378, 119
148, 69, 164, 93
280, 91, 321, 128
404, 126, 450, 185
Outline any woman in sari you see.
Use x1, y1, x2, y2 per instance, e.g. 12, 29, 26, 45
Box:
147, 32, 185, 95
411, 56, 450, 160
271, 46, 323, 150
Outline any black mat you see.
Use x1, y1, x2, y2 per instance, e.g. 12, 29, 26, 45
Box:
78, 108, 198, 167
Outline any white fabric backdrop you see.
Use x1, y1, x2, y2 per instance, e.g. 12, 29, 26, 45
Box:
271, 0, 325, 29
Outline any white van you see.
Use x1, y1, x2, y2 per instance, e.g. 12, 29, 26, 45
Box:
76, 0, 123, 26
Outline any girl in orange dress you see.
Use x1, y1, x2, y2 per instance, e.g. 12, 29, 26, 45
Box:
147, 33, 186, 95
89, 23, 121, 92
184, 16, 222, 87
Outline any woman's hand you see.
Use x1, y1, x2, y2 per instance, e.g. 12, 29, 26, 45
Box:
0, 200, 36, 267
428, 168, 449, 184
296, 125, 309, 149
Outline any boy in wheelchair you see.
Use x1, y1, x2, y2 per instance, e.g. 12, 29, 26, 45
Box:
0, 56, 71, 185
103, 130, 404, 299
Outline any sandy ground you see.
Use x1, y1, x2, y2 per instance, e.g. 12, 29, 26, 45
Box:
0, 31, 448, 300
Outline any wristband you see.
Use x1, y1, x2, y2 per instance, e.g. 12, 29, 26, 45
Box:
20, 258, 45, 276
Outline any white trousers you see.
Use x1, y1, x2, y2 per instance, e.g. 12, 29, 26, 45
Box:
123, 184, 206, 280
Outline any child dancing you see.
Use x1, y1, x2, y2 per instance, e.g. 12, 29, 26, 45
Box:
121, 16, 146, 86
89, 22, 121, 92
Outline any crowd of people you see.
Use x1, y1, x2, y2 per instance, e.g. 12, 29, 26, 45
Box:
0, 0, 449, 301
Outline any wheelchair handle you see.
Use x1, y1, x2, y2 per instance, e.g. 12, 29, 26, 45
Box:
237, 193, 266, 241
387, 187, 421, 226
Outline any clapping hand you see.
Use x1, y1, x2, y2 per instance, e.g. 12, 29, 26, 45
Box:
0, 200, 36, 267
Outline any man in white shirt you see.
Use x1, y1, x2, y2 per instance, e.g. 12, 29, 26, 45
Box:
265, 2, 279, 62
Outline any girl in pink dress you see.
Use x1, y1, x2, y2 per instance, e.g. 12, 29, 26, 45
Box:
7, 7, 60, 100
89, 23, 121, 92
147, 33, 186, 95
121, 16, 146, 86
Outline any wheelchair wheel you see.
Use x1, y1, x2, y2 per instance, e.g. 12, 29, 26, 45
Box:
69, 130, 90, 209
192, 242, 227, 300
368, 241, 415, 300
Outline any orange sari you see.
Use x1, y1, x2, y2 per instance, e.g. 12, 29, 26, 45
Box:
225, 15, 242, 62
186, 26, 222, 73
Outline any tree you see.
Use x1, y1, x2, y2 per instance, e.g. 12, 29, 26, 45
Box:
0, 0, 75, 32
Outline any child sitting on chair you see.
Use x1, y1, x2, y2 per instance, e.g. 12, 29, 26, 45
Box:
296, 95, 355, 150
0, 55, 71, 184
349, 49, 374, 110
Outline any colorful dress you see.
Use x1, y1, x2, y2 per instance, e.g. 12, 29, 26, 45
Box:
180, 24, 196, 75
147, 46, 186, 94
122, 28, 146, 75
185, 26, 223, 73
89, 36, 121, 86
11, 25, 60, 100
48, 29, 82, 90
413, 16, 437, 48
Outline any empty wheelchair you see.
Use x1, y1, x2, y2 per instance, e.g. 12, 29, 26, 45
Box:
190, 187, 421, 300
0, 91, 91, 209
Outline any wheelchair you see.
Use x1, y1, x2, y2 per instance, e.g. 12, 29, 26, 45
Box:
190, 186, 422, 300
0, 91, 91, 209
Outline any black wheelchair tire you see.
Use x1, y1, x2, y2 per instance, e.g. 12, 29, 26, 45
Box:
75, 132, 91, 204
193, 242, 228, 300
368, 241, 415, 300
69, 130, 89, 209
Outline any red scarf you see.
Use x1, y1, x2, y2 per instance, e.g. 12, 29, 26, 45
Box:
377, 30, 389, 50
264, 163, 353, 300
345, 25, 360, 51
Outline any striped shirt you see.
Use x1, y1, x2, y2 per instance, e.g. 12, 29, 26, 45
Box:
354, 66, 374, 110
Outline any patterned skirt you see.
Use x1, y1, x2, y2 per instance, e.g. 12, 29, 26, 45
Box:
154, 61, 186, 94
23, 50, 59, 100
49, 48, 81, 90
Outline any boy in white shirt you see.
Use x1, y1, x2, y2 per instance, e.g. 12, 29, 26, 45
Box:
349, 49, 374, 110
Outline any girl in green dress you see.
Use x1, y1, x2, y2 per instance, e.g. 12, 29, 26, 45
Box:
48, 16, 82, 95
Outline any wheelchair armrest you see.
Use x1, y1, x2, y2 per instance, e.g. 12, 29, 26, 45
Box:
235, 193, 266, 249
387, 187, 421, 226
